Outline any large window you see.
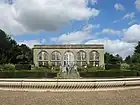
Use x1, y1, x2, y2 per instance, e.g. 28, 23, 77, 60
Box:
77, 51, 87, 66
38, 51, 48, 67
89, 51, 99, 67
51, 51, 61, 66
63, 51, 75, 66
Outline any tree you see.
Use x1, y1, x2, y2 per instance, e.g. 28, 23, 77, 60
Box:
104, 52, 113, 64
129, 41, 140, 70
125, 55, 131, 64
134, 41, 140, 54
0, 29, 17, 64
0, 29, 33, 64
104, 52, 121, 64
16, 44, 33, 64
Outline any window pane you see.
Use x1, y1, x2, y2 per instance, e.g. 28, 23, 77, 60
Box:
44, 53, 48, 60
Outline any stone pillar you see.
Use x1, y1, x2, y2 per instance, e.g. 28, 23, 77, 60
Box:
48, 51, 51, 66
98, 50, 104, 67
86, 51, 90, 64
33, 49, 38, 67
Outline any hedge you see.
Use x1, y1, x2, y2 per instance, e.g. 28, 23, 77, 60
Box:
105, 64, 121, 70
15, 64, 31, 70
0, 71, 57, 78
0, 70, 138, 78
80, 70, 139, 78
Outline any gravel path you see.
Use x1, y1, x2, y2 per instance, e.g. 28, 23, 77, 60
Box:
0, 88, 140, 105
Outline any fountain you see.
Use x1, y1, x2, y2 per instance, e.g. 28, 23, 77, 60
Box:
57, 64, 80, 79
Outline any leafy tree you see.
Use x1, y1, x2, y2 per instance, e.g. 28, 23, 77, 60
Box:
125, 55, 131, 64
0, 29, 17, 64
115, 54, 123, 63
0, 29, 33, 64
134, 41, 140, 54
129, 41, 140, 70
16, 44, 33, 64
104, 52, 122, 64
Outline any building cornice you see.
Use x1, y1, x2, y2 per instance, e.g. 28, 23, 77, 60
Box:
33, 44, 104, 49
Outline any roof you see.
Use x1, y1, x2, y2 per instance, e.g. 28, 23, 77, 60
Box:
33, 44, 104, 49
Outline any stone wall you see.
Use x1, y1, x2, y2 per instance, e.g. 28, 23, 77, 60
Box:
33, 44, 104, 67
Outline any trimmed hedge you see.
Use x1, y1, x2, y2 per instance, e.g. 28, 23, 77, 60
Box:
15, 64, 31, 70
80, 70, 139, 78
105, 64, 121, 70
0, 71, 57, 78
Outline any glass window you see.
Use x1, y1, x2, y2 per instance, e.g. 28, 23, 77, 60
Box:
51, 51, 61, 66
89, 51, 99, 67
38, 51, 48, 67
77, 51, 87, 66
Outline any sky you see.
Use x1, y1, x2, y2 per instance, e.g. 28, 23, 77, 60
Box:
0, 0, 140, 58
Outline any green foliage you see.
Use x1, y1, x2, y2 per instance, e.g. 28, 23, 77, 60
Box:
104, 52, 122, 64
134, 41, 140, 54
0, 64, 15, 71
0, 71, 57, 78
15, 64, 31, 70
121, 63, 130, 70
125, 55, 132, 64
80, 70, 138, 78
126, 42, 140, 71
130, 63, 140, 71
0, 29, 32, 64
105, 64, 121, 70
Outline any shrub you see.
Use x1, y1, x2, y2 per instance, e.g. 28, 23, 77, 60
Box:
121, 63, 130, 70
130, 63, 140, 71
15, 64, 31, 70
0, 71, 57, 78
0, 64, 15, 71
80, 70, 138, 78
4, 64, 15, 71
105, 63, 120, 70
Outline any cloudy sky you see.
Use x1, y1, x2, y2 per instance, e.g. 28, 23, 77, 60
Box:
1, 0, 140, 58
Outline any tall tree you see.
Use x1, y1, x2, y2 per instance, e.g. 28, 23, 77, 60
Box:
125, 55, 131, 64
104, 52, 121, 64
134, 41, 140, 54
0, 29, 33, 64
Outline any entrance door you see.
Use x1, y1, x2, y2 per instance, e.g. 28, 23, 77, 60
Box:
63, 51, 74, 66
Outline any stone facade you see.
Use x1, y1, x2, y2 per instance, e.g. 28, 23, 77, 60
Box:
33, 44, 104, 67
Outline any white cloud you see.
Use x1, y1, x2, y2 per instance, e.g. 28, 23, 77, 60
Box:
123, 12, 135, 20
51, 24, 93, 44
86, 39, 136, 58
128, 20, 137, 25
0, 0, 100, 35
90, 0, 98, 5
92, 24, 100, 28
96, 28, 121, 35
114, 3, 124, 11
18, 40, 41, 48
135, 0, 140, 11
123, 24, 140, 43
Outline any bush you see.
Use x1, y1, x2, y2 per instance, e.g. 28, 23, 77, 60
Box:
130, 63, 140, 71
80, 70, 138, 78
0, 71, 57, 78
15, 64, 31, 70
105, 63, 120, 70
0, 64, 15, 71
121, 63, 130, 70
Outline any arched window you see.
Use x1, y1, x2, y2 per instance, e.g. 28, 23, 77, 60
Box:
89, 51, 100, 67
63, 51, 75, 66
38, 51, 48, 67
51, 51, 61, 66
77, 51, 87, 66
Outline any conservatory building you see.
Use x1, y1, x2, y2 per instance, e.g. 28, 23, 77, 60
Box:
33, 44, 104, 67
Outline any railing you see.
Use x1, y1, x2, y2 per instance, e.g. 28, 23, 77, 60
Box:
0, 78, 139, 92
